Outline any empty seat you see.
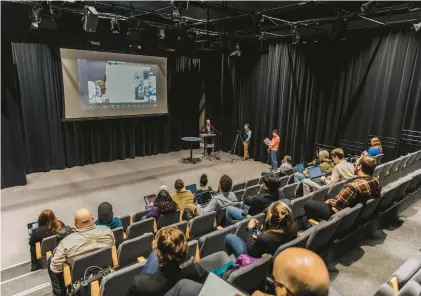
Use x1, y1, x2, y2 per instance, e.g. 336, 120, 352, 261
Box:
187, 240, 199, 261
198, 225, 235, 258
198, 250, 231, 271
379, 161, 393, 182
407, 170, 421, 192
188, 211, 216, 239
279, 175, 289, 188
100, 261, 146, 296
157, 221, 188, 237
280, 183, 298, 200
377, 184, 399, 212
274, 230, 312, 256
234, 217, 252, 241
415, 151, 421, 163
394, 177, 412, 201
333, 203, 363, 239
311, 186, 330, 202
406, 152, 418, 167
133, 209, 150, 223
246, 178, 260, 188
243, 185, 261, 200
390, 158, 404, 174
157, 210, 181, 230
233, 190, 245, 202
372, 164, 385, 180
388, 252, 421, 289
373, 283, 394, 296
399, 154, 412, 169
398, 281, 421, 296
119, 215, 131, 232
117, 233, 154, 267
357, 198, 381, 225
291, 194, 313, 220
306, 216, 340, 253
326, 179, 348, 199
126, 218, 155, 240
232, 182, 246, 192
112, 227, 125, 249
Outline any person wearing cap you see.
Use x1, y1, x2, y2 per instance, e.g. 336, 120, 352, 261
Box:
243, 124, 252, 161
94, 202, 123, 230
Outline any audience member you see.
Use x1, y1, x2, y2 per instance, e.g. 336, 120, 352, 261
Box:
48, 208, 115, 296
95, 202, 123, 229
159, 185, 170, 194
304, 156, 381, 221
226, 174, 280, 224
127, 227, 208, 296
252, 247, 329, 296
171, 179, 195, 211
294, 150, 334, 183
146, 190, 178, 221
29, 210, 64, 271
279, 155, 292, 175
195, 174, 213, 208
200, 174, 237, 215
363, 137, 383, 157
225, 201, 296, 258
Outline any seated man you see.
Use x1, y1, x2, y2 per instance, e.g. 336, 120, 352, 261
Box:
294, 150, 334, 183
226, 174, 281, 225
252, 247, 329, 296
279, 155, 292, 175
304, 156, 381, 221
48, 208, 115, 296
95, 202, 123, 229
199, 175, 237, 215
303, 148, 355, 195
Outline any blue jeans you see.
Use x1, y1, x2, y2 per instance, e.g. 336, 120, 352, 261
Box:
294, 172, 306, 183
270, 150, 278, 169
47, 257, 66, 296
140, 249, 159, 274
224, 233, 247, 257
226, 206, 246, 225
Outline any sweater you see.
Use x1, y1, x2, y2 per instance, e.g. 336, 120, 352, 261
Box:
94, 217, 123, 230
201, 192, 237, 214
246, 228, 296, 258
171, 190, 195, 210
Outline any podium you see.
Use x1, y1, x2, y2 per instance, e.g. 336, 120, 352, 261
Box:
201, 133, 216, 156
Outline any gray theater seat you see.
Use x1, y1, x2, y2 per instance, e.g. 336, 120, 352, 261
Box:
246, 178, 260, 188
40, 235, 57, 257
390, 157, 404, 174
126, 218, 155, 239
100, 261, 146, 296
312, 186, 330, 202
156, 221, 188, 238
117, 233, 153, 267
133, 209, 150, 223
406, 152, 418, 167
253, 212, 266, 226
71, 247, 113, 284
291, 193, 313, 220
157, 210, 180, 230
373, 283, 394, 296
187, 240, 199, 260
415, 151, 421, 163
198, 251, 231, 271
274, 230, 312, 257
279, 175, 290, 188
112, 227, 125, 248
399, 154, 412, 170
233, 189, 245, 201
333, 203, 363, 239
326, 179, 348, 199
357, 198, 381, 224
394, 177, 412, 201
119, 215, 131, 232
188, 211, 216, 239
280, 183, 298, 200
198, 225, 235, 258
407, 170, 421, 192
373, 164, 385, 180
388, 252, 421, 288
285, 168, 294, 176
398, 281, 421, 296
232, 182, 246, 192
379, 161, 393, 183
377, 184, 399, 212
234, 217, 252, 241
306, 216, 341, 253
243, 185, 261, 200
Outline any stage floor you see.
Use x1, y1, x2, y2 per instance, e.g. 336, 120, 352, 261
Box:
1, 149, 268, 268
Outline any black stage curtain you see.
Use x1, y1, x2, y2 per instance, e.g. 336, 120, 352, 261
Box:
214, 31, 421, 164
1, 42, 202, 188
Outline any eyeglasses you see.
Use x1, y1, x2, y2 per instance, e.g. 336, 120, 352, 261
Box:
273, 278, 294, 296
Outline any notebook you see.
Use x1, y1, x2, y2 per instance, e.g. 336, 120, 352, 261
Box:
199, 272, 248, 296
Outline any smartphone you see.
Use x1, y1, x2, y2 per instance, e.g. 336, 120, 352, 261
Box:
27, 221, 38, 236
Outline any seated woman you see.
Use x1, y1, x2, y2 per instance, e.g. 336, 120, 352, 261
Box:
170, 179, 195, 211
194, 174, 213, 209
364, 137, 383, 157
294, 150, 334, 183
127, 227, 208, 296
146, 190, 178, 221
95, 202, 123, 229
224, 201, 296, 258
29, 210, 64, 271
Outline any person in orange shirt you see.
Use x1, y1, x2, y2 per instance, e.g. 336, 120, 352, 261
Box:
266, 129, 280, 171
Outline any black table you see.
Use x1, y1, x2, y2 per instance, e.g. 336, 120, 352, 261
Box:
182, 137, 201, 164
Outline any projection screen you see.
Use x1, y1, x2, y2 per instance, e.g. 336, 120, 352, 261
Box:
60, 48, 168, 119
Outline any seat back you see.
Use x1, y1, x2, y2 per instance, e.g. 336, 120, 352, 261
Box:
306, 216, 340, 253
198, 225, 235, 258
227, 254, 273, 294
406, 153, 418, 167
253, 212, 266, 227
100, 261, 146, 296
274, 230, 312, 257
233, 190, 245, 202
234, 217, 252, 241
117, 233, 154, 267
232, 182, 246, 192
187, 240, 199, 260
398, 281, 421, 296
378, 185, 399, 211
133, 210, 150, 223
246, 178, 260, 188
399, 154, 412, 169
372, 164, 385, 180
390, 158, 403, 173
415, 151, 421, 162
119, 215, 131, 232
291, 194, 313, 220
280, 183, 298, 200
188, 211, 216, 238
327, 179, 348, 199
284, 168, 294, 176
40, 235, 58, 257
311, 186, 330, 202
126, 218, 155, 240
357, 198, 381, 224
243, 185, 261, 200
379, 161, 393, 180
71, 247, 113, 284
157, 210, 181, 230
395, 177, 412, 200
373, 283, 394, 296
408, 170, 421, 192
112, 227, 125, 248
388, 252, 421, 288
279, 175, 289, 188
334, 203, 363, 238
157, 221, 188, 238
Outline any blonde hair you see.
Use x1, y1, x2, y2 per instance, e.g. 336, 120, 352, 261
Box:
318, 150, 329, 160
265, 201, 293, 232
371, 137, 382, 151
156, 227, 188, 266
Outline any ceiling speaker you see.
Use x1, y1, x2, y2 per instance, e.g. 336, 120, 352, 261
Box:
83, 6, 98, 33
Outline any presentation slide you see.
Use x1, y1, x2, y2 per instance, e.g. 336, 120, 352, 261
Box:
60, 49, 168, 119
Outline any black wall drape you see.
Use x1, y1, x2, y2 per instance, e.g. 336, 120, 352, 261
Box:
215, 31, 421, 165
1, 42, 202, 188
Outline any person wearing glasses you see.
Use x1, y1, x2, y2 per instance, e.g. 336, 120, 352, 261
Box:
252, 247, 329, 296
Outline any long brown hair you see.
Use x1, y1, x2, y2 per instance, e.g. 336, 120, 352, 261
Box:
265, 201, 293, 233
156, 227, 188, 266
38, 210, 60, 233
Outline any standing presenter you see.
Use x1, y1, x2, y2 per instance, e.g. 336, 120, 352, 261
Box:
201, 119, 215, 155
243, 124, 252, 161
265, 129, 280, 171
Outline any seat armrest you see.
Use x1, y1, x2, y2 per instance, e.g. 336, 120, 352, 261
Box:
137, 256, 145, 263
111, 246, 118, 268
388, 277, 398, 296
63, 263, 72, 287
308, 219, 320, 225
35, 242, 42, 259
90, 280, 100, 296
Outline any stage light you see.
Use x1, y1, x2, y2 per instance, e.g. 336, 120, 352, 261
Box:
30, 5, 42, 30
110, 17, 120, 34
229, 43, 241, 57
158, 28, 166, 39
361, 1, 377, 13
83, 6, 99, 33
414, 22, 421, 32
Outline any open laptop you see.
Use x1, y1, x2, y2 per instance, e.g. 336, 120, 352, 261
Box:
186, 184, 197, 194
307, 166, 326, 185
199, 272, 248, 296
296, 163, 305, 173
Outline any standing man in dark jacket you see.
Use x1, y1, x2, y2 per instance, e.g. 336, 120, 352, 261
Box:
201, 119, 215, 155
243, 124, 252, 160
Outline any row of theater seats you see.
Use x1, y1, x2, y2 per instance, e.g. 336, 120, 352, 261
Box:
374, 251, 421, 296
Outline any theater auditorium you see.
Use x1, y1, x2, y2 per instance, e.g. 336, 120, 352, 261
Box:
1, 1, 421, 296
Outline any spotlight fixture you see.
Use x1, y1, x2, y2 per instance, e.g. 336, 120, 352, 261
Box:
414, 22, 421, 32
110, 17, 120, 34
30, 5, 43, 29
158, 28, 166, 39
230, 43, 241, 57
83, 6, 99, 33
292, 26, 300, 44
361, 1, 377, 13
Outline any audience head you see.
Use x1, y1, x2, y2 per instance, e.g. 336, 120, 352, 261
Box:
282, 155, 292, 163
244, 124, 250, 130
159, 185, 170, 193
206, 119, 211, 125
74, 208, 94, 229
174, 179, 184, 191
155, 190, 177, 214
97, 202, 114, 225
371, 137, 382, 151
38, 210, 60, 232
263, 174, 281, 193
265, 201, 293, 232
273, 247, 329, 296
272, 129, 278, 136
318, 150, 330, 161
156, 227, 188, 267
331, 148, 345, 164
199, 174, 208, 187
219, 174, 233, 193
356, 156, 376, 176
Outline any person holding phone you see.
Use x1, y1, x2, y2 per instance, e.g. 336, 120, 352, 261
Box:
265, 129, 280, 171
224, 201, 296, 258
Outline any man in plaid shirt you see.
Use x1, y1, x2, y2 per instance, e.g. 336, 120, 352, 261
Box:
304, 156, 381, 221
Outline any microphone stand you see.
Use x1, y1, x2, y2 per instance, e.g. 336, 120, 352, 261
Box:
212, 128, 223, 159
